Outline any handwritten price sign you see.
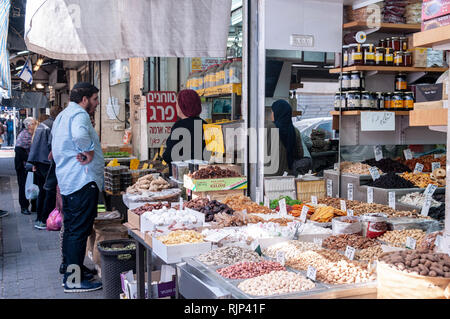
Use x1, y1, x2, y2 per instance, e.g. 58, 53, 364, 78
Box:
361, 112, 395, 131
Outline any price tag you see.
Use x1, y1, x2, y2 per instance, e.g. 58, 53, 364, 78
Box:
374, 145, 383, 161
340, 200, 347, 212
388, 192, 396, 209
334, 163, 339, 171
300, 206, 309, 223
130, 159, 140, 170
404, 149, 413, 160
406, 237, 417, 250
347, 209, 354, 217
347, 183, 353, 201
311, 196, 318, 205
313, 238, 323, 246
431, 162, 441, 172
264, 196, 270, 208
276, 251, 286, 266
283, 171, 288, 177
369, 167, 380, 181
367, 187, 374, 204
345, 246, 356, 260
414, 163, 424, 174
327, 179, 333, 197
179, 197, 184, 210
421, 197, 432, 217
306, 266, 317, 281
435, 235, 443, 250
279, 199, 287, 217
424, 184, 438, 198
434, 153, 444, 159
444, 233, 450, 255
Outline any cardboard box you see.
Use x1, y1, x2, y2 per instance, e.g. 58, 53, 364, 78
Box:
414, 100, 448, 110
415, 83, 444, 103
184, 175, 247, 192
140, 208, 204, 233
127, 210, 140, 230
422, 0, 450, 21
412, 48, 428, 67
191, 189, 245, 201
410, 108, 448, 126
120, 269, 176, 299
422, 13, 450, 30
152, 236, 212, 264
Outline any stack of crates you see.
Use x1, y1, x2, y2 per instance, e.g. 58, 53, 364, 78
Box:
104, 166, 127, 194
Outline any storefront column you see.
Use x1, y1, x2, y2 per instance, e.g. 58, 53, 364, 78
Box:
129, 57, 145, 159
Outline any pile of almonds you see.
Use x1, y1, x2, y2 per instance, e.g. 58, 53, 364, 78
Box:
322, 234, 380, 250
191, 166, 240, 179
217, 261, 285, 279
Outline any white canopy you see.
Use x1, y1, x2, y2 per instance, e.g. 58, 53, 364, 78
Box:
25, 0, 232, 61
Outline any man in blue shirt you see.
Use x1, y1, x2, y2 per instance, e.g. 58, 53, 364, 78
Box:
52, 82, 103, 293
6, 115, 14, 146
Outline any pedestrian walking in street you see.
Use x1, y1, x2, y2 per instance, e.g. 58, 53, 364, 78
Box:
14, 117, 37, 215
6, 115, 14, 146
28, 106, 63, 230
0, 119, 5, 149
52, 82, 103, 293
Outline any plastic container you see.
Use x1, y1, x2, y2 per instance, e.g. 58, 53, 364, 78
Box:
98, 239, 136, 299
360, 213, 388, 239
332, 216, 362, 235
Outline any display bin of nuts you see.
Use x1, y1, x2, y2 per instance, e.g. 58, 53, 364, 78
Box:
295, 176, 325, 202
184, 166, 247, 192
359, 185, 423, 206
191, 189, 245, 202
151, 231, 212, 264
323, 170, 371, 202
377, 251, 450, 299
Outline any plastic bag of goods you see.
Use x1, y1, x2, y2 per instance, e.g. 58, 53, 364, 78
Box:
332, 216, 362, 235
361, 213, 388, 239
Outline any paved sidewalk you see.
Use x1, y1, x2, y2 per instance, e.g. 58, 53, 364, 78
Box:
0, 154, 103, 299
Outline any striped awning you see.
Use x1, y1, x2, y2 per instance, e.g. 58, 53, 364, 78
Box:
0, 0, 10, 98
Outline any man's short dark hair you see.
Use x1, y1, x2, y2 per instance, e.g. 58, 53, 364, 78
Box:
69, 82, 99, 104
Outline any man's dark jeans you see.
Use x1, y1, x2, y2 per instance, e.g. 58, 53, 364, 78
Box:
62, 182, 98, 280
7, 131, 13, 146
35, 162, 56, 223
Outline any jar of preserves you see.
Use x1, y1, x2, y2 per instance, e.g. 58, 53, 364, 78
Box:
343, 45, 349, 67
384, 93, 392, 109
375, 47, 385, 66
391, 37, 400, 51
349, 44, 363, 66
404, 52, 412, 67
340, 72, 351, 91
395, 73, 407, 91
394, 51, 404, 67
379, 39, 386, 48
334, 92, 346, 111
385, 38, 391, 49
391, 91, 404, 110
375, 92, 383, 110
400, 37, 408, 51
363, 44, 375, 65
385, 48, 394, 66
347, 91, 361, 110
350, 71, 362, 90
404, 91, 414, 110
361, 91, 372, 110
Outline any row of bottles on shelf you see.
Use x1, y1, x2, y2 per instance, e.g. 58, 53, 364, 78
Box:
186, 58, 242, 91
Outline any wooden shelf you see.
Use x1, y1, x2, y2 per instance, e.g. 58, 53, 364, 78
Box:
343, 21, 421, 33
331, 110, 410, 116
413, 24, 450, 48
409, 108, 448, 126
329, 66, 448, 74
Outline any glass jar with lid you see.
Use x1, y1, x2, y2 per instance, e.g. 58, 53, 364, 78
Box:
385, 48, 394, 66
349, 44, 363, 66
340, 72, 351, 91
400, 37, 408, 51
375, 92, 383, 110
391, 91, 404, 110
361, 91, 373, 110
343, 45, 349, 67
394, 51, 404, 67
350, 71, 362, 91
404, 91, 414, 110
385, 38, 391, 49
334, 92, 346, 111
375, 47, 385, 66
403, 52, 412, 67
384, 93, 392, 110
363, 44, 375, 65
379, 39, 386, 48
395, 73, 408, 91
347, 91, 361, 110
391, 37, 401, 51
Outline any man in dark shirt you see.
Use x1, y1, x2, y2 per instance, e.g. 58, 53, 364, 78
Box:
6, 115, 14, 146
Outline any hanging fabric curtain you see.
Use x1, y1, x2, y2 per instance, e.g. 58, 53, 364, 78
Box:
24, 0, 232, 61
0, 0, 11, 98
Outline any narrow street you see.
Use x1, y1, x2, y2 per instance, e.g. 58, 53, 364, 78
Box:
0, 146, 103, 299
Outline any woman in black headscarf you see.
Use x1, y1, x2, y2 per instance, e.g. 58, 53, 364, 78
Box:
266, 100, 312, 176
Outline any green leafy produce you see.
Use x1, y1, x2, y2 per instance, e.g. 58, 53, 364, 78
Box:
103, 151, 130, 158
269, 196, 301, 209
